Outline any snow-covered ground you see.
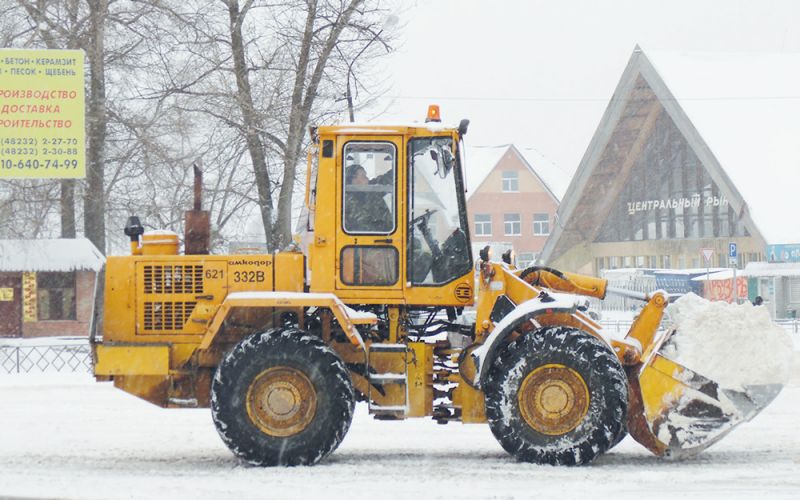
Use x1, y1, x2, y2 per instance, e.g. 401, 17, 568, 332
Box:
1, 360, 799, 500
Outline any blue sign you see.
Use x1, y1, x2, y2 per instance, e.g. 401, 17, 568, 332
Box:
766, 244, 800, 263
729, 242, 737, 258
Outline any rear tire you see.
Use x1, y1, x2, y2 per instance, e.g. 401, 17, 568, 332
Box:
484, 326, 627, 465
211, 328, 355, 466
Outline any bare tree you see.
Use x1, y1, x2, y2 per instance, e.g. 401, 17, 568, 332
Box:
82, 0, 109, 252
0, 180, 60, 238
270, 0, 366, 249
144, 0, 396, 251
1, 0, 397, 253
226, 0, 277, 249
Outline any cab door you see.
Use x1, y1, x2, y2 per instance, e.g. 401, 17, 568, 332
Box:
335, 136, 405, 300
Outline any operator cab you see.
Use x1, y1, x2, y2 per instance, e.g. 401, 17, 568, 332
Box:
305, 106, 474, 306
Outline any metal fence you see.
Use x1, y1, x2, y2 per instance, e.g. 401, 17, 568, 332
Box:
2, 319, 799, 374
776, 319, 800, 334
0, 343, 92, 374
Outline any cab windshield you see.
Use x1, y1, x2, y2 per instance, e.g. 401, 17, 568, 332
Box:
407, 136, 471, 285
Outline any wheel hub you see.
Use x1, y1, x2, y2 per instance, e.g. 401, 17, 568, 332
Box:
518, 363, 589, 436
246, 367, 317, 437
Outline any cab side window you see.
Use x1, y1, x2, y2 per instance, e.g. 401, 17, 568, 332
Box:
342, 142, 397, 234
340, 246, 399, 286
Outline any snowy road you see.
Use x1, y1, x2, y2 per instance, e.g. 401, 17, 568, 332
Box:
1, 367, 799, 500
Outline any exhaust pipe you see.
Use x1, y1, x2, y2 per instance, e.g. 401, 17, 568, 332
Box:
184, 164, 210, 255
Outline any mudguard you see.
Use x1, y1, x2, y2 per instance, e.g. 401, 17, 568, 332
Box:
469, 292, 580, 388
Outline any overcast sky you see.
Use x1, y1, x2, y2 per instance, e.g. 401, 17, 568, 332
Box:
366, 0, 800, 180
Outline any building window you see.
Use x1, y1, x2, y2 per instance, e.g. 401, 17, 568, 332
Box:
37, 272, 76, 321
533, 213, 550, 235
474, 214, 491, 236
789, 278, 800, 303
504, 213, 521, 235
609, 256, 619, 269
649, 256, 658, 268
518, 252, 536, 268
662, 255, 671, 269
502, 171, 518, 192
636, 256, 646, 268
623, 256, 633, 268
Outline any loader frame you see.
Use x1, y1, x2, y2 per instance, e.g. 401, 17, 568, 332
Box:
92, 107, 754, 466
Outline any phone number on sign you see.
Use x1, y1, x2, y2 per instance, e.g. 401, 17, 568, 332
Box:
1, 148, 79, 156
1, 138, 80, 146
0, 158, 79, 170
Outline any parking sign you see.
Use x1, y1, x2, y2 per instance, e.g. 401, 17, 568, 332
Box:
729, 242, 737, 265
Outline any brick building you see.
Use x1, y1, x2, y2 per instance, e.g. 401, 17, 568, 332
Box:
0, 239, 104, 338
465, 144, 569, 267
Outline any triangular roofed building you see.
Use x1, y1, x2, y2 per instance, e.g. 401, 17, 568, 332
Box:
465, 144, 569, 267
541, 47, 800, 274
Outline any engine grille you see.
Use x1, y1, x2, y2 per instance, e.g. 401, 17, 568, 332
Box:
141, 264, 204, 332
143, 265, 204, 294
143, 301, 197, 332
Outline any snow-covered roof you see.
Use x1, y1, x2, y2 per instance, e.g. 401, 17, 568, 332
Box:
0, 238, 105, 272
653, 268, 727, 276
687, 262, 800, 279
516, 146, 573, 201
462, 145, 508, 196
463, 144, 570, 201
645, 49, 800, 244
318, 121, 455, 135
691, 269, 739, 281
744, 261, 800, 278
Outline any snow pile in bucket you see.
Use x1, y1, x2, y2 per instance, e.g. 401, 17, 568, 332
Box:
662, 293, 793, 390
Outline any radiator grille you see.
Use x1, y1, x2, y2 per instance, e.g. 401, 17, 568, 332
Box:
143, 265, 204, 294
143, 301, 197, 332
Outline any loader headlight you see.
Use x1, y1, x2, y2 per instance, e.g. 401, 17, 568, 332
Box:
479, 245, 491, 262
502, 249, 514, 266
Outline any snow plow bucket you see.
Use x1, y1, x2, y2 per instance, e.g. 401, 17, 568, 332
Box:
629, 333, 784, 458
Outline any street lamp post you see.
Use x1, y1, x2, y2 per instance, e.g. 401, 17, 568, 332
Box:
345, 15, 398, 122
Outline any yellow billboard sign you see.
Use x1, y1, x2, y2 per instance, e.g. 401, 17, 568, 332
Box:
0, 48, 85, 179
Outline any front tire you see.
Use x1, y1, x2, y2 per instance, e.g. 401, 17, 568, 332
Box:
211, 328, 355, 466
484, 326, 628, 465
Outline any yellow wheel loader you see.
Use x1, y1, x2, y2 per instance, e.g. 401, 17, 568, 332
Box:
91, 106, 783, 466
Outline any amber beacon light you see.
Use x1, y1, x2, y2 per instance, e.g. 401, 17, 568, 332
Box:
425, 104, 441, 122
